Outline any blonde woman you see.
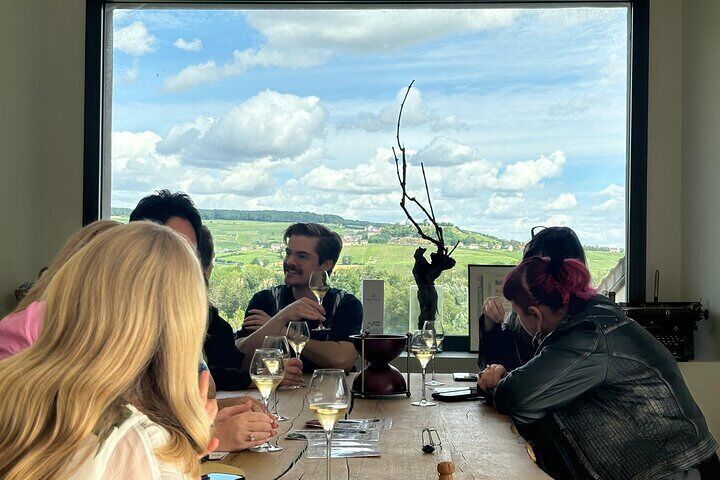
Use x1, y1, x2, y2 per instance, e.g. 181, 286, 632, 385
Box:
0, 221, 216, 479
0, 220, 120, 359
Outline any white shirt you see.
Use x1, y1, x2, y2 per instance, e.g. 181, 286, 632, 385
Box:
66, 405, 195, 480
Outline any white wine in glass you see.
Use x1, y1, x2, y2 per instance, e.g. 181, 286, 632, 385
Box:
286, 321, 310, 389
423, 320, 444, 387
286, 321, 310, 358
307, 369, 350, 480
249, 348, 284, 452
262, 336, 292, 420
308, 270, 330, 330
410, 329, 437, 407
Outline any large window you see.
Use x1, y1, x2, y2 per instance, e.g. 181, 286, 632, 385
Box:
88, 1, 645, 347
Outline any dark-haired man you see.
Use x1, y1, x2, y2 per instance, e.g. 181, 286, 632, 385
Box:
235, 223, 363, 372
130, 189, 203, 249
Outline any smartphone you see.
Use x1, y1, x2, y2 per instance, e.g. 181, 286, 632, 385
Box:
453, 372, 478, 382
431, 387, 483, 402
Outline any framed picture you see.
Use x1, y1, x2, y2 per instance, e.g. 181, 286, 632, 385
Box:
468, 264, 516, 352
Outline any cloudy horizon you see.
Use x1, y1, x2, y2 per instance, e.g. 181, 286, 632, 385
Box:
109, 6, 629, 247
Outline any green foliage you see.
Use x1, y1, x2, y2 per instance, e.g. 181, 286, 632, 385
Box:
112, 213, 624, 336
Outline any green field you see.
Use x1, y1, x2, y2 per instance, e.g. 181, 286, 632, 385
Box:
113, 216, 624, 335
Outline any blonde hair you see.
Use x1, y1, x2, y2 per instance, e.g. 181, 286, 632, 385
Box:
14, 220, 121, 312
0, 221, 210, 479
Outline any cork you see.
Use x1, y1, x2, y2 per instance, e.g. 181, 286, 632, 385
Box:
437, 461, 455, 480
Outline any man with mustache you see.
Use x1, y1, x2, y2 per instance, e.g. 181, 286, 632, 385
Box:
235, 223, 362, 372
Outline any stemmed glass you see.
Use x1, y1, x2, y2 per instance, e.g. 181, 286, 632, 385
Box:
286, 321, 310, 388
309, 270, 330, 330
307, 369, 350, 480
248, 348, 285, 452
262, 336, 291, 420
410, 329, 437, 407
423, 320, 445, 387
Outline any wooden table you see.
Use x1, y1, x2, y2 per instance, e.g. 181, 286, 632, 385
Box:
219, 374, 550, 480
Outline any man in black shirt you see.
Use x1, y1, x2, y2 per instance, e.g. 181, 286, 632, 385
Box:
236, 223, 363, 372
199, 226, 303, 389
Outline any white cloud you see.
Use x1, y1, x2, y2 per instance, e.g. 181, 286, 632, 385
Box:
495, 150, 566, 190
545, 213, 573, 226
544, 193, 577, 211
439, 160, 500, 198
413, 137, 479, 167
174, 38, 203, 52
157, 90, 327, 167
164, 10, 518, 91
591, 183, 625, 211
186, 162, 275, 196
112, 131, 183, 191
596, 183, 624, 197
298, 148, 398, 195
484, 194, 525, 218
173, 38, 202, 52
114, 22, 155, 56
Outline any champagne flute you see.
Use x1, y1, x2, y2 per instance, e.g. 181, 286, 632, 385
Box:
307, 369, 350, 480
410, 329, 437, 407
286, 321, 310, 388
309, 270, 330, 330
262, 336, 291, 421
423, 320, 445, 387
249, 348, 285, 452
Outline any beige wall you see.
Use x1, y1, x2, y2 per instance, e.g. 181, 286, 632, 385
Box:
681, 0, 720, 360
647, 0, 683, 304
0, 0, 85, 314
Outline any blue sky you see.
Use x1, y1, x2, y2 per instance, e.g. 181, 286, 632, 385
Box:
110, 6, 629, 247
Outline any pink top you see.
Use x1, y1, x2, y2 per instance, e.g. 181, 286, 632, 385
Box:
0, 301, 43, 360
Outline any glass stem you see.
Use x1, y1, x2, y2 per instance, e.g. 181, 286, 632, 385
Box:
326, 429, 332, 480
421, 367, 427, 402
431, 356, 436, 381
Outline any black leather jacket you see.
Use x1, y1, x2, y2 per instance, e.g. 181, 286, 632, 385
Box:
494, 295, 717, 480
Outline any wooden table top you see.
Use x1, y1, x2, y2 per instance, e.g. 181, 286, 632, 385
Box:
217, 373, 550, 480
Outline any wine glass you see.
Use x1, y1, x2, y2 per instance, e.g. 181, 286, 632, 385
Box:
286, 321, 310, 388
307, 369, 350, 480
309, 270, 330, 330
262, 336, 291, 420
248, 348, 285, 452
410, 329, 437, 407
423, 320, 444, 387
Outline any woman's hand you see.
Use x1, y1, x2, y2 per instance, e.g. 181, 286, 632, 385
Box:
281, 358, 304, 387
212, 408, 278, 452
199, 370, 220, 455
477, 364, 508, 393
482, 297, 506, 331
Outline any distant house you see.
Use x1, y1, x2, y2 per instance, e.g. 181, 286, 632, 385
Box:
468, 244, 480, 250
270, 242, 283, 250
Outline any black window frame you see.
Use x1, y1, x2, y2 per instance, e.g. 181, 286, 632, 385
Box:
83, 0, 649, 352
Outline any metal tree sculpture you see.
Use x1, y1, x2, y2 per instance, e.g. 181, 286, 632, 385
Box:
393, 81, 458, 330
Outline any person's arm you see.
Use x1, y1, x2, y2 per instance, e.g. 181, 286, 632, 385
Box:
205, 307, 251, 390
493, 325, 608, 425
302, 340, 357, 371
235, 297, 325, 368
301, 293, 362, 372
479, 316, 522, 370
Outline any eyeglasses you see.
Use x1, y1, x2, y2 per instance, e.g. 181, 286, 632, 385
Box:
530, 226, 546, 238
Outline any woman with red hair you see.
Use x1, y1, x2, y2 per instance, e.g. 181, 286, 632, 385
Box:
479, 256, 718, 480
